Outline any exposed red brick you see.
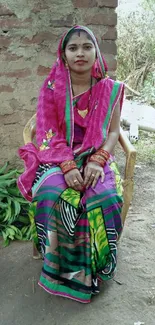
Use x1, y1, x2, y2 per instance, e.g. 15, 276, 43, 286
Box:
0, 4, 14, 16
22, 32, 57, 45
24, 18, 32, 23
37, 65, 51, 76
100, 40, 117, 55
0, 36, 11, 48
0, 18, 32, 29
32, 3, 49, 13
86, 12, 117, 26
105, 57, 117, 71
102, 27, 117, 40
4, 53, 22, 61
52, 14, 73, 27
0, 85, 14, 93
72, 0, 97, 8
0, 69, 31, 78
97, 0, 118, 8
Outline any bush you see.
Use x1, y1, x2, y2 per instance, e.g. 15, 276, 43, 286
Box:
117, 1, 155, 104
0, 162, 31, 247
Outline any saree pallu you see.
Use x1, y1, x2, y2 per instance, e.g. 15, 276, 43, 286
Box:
29, 157, 123, 303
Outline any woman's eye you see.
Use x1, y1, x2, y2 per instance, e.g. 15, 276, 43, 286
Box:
69, 47, 76, 51
84, 45, 92, 50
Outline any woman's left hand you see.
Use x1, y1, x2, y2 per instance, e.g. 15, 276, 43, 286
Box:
84, 162, 105, 189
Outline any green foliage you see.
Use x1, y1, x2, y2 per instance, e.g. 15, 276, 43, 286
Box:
0, 162, 31, 247
141, 71, 155, 105
142, 0, 155, 11
117, 3, 155, 105
135, 130, 155, 164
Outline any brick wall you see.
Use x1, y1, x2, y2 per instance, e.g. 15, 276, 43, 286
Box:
0, 0, 118, 166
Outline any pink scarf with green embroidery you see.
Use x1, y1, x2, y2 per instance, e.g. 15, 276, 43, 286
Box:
18, 25, 124, 201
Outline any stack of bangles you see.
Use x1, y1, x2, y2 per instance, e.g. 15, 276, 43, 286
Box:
60, 149, 110, 174
60, 160, 77, 174
89, 148, 110, 168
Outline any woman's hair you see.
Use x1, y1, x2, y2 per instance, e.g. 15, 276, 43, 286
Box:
62, 28, 95, 50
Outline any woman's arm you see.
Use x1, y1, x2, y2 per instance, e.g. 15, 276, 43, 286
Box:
101, 100, 120, 154
83, 101, 121, 189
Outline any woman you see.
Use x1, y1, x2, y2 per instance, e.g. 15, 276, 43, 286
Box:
18, 25, 124, 303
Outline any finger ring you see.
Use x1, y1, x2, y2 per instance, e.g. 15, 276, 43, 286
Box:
73, 179, 78, 183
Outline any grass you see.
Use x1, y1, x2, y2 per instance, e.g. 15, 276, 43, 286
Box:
134, 130, 155, 164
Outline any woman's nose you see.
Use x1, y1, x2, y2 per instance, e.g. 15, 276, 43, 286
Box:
77, 48, 84, 56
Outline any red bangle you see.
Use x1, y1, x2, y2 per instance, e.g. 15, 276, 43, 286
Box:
89, 154, 106, 168
88, 148, 110, 168
60, 160, 77, 174
97, 149, 110, 161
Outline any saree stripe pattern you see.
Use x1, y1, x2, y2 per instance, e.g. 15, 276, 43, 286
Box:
29, 159, 123, 303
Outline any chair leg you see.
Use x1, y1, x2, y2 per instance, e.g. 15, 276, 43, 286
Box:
121, 179, 134, 225
32, 242, 41, 259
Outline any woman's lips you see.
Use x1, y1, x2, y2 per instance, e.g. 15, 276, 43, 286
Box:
75, 60, 87, 65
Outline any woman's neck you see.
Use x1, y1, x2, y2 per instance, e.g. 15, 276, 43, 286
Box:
70, 70, 92, 96
70, 70, 92, 86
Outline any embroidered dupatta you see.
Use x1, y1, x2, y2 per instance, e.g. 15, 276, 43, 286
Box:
18, 26, 124, 201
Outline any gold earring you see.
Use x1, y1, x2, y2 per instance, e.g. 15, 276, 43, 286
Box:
65, 60, 68, 68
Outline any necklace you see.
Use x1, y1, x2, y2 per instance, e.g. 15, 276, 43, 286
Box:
73, 77, 93, 119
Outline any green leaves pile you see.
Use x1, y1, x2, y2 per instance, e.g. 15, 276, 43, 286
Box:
0, 162, 31, 247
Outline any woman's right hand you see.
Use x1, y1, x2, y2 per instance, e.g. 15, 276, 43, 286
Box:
64, 169, 84, 191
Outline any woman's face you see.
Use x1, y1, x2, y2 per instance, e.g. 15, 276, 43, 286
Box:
64, 32, 96, 74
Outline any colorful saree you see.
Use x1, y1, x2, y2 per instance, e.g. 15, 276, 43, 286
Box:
30, 151, 123, 303
18, 26, 124, 303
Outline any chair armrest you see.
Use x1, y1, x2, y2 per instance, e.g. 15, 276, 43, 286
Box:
23, 114, 36, 144
119, 126, 136, 179
119, 126, 136, 156
119, 127, 137, 225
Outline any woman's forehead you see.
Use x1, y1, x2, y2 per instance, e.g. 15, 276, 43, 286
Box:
66, 32, 94, 45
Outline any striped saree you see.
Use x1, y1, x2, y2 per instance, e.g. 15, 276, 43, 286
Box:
29, 158, 123, 303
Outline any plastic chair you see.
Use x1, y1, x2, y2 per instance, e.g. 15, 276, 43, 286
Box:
23, 114, 136, 257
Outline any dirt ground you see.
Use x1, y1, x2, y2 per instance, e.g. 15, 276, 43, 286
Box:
0, 150, 155, 325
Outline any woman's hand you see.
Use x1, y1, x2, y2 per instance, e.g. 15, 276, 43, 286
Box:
64, 169, 84, 191
84, 162, 104, 189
